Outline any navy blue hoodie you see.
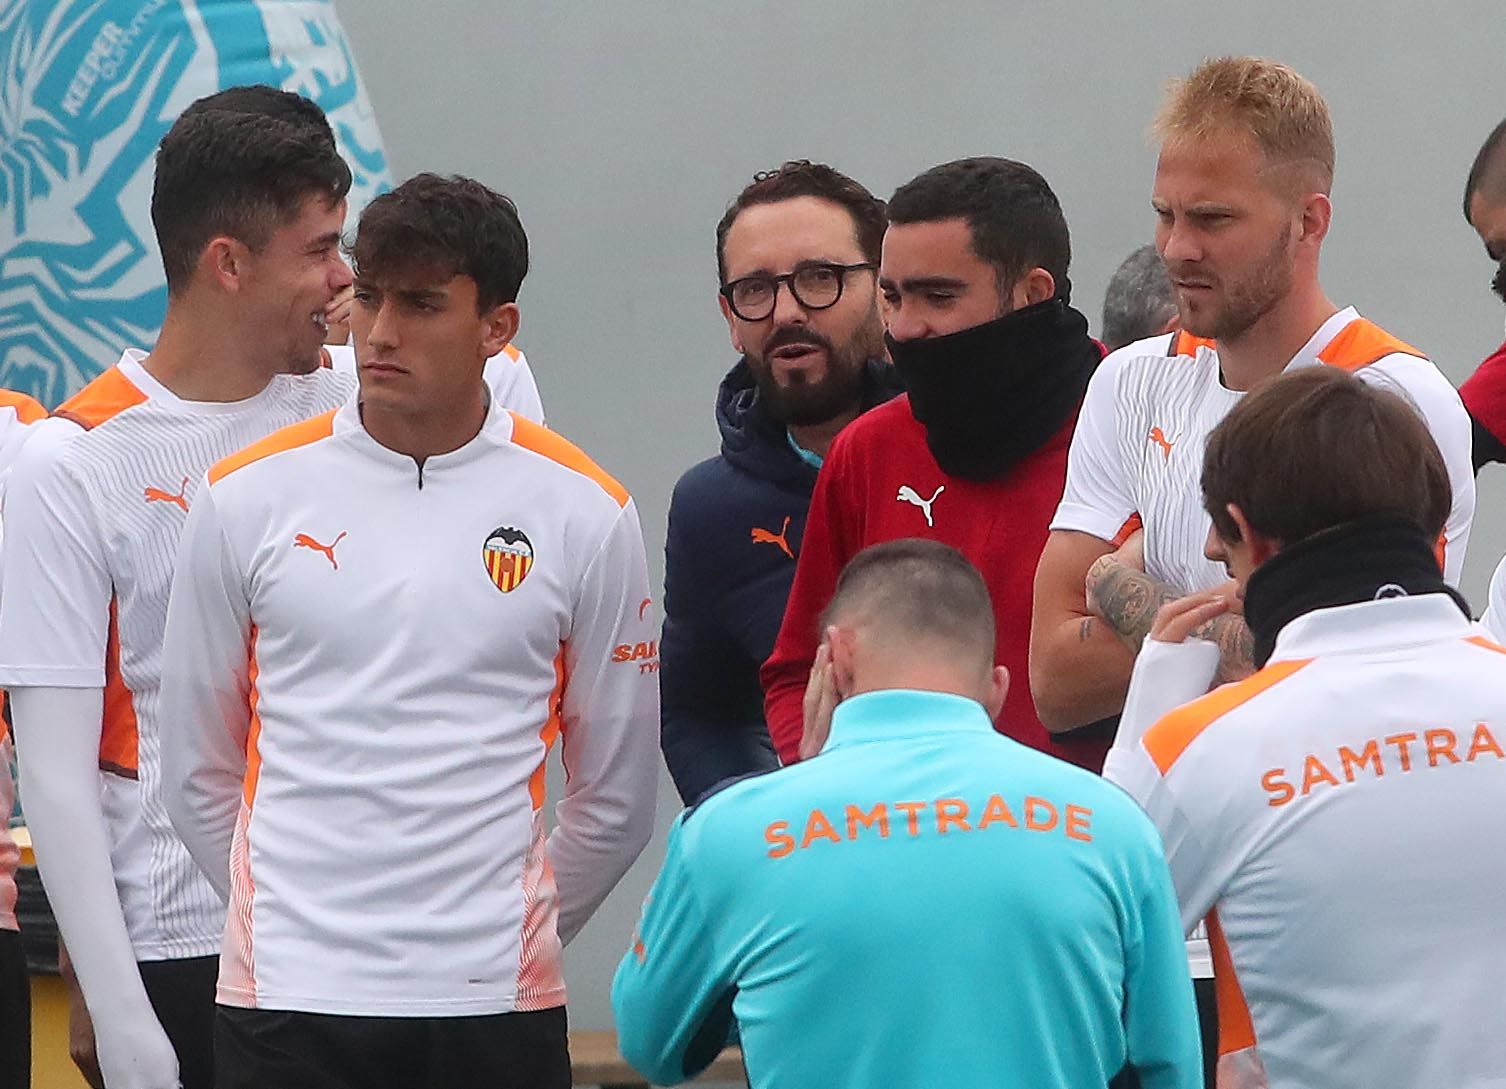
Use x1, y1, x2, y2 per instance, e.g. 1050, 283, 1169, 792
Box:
660, 357, 902, 803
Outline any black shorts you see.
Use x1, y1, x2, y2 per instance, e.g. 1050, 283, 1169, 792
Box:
0, 929, 30, 1089
139, 954, 218, 1089
215, 1004, 570, 1089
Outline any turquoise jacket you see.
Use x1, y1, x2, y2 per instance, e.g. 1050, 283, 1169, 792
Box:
612, 689, 1201, 1088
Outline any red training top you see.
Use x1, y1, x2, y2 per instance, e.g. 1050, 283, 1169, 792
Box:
760, 394, 1112, 772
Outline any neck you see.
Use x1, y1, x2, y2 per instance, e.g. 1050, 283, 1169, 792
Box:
1215, 279, 1338, 391
789, 407, 858, 459
361, 387, 488, 461
144, 303, 281, 402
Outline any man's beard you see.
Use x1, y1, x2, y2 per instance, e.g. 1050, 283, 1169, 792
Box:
749, 319, 882, 426
1174, 226, 1294, 341
1492, 258, 1506, 304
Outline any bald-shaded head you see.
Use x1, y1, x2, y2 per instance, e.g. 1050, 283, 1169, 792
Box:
1465, 118, 1506, 281
820, 540, 1005, 714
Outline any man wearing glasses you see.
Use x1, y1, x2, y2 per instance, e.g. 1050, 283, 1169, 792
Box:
762, 158, 1113, 772
660, 161, 899, 804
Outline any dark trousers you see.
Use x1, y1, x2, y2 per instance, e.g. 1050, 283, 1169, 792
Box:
139, 955, 219, 1089
215, 1004, 570, 1089
0, 930, 29, 1089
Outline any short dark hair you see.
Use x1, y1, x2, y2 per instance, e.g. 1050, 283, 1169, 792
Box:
152, 100, 352, 294
178, 84, 335, 139
886, 157, 1071, 297
1202, 367, 1450, 546
822, 539, 995, 668
715, 161, 886, 282
1101, 244, 1177, 351
351, 173, 528, 311
1465, 117, 1506, 220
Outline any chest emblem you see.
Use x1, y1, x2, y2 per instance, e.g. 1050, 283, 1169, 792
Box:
1148, 426, 1177, 461
483, 526, 534, 593
143, 477, 190, 513
750, 516, 795, 559
896, 484, 944, 528
293, 531, 347, 570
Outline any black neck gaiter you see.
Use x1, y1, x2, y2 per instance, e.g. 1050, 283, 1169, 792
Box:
1242, 517, 1469, 668
886, 298, 1099, 481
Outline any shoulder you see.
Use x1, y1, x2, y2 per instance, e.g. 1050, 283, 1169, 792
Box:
827, 394, 921, 460
506, 413, 631, 510
274, 367, 356, 407
53, 365, 150, 431
207, 409, 341, 488
1138, 657, 1316, 778
0, 390, 46, 425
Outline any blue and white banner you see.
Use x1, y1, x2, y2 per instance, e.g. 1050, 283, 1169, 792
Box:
0, 0, 392, 405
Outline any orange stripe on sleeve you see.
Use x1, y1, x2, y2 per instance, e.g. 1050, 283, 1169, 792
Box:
1206, 908, 1258, 1055
507, 413, 630, 508
1112, 513, 1143, 547
1317, 318, 1426, 372
1142, 658, 1313, 774
1467, 635, 1506, 657
0, 390, 46, 424
53, 367, 148, 430
243, 626, 263, 807
209, 410, 337, 485
529, 649, 567, 810
100, 597, 140, 778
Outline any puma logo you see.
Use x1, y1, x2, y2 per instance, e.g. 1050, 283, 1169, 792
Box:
143, 477, 190, 513
896, 484, 944, 527
1148, 427, 1176, 461
293, 531, 347, 570
751, 516, 795, 559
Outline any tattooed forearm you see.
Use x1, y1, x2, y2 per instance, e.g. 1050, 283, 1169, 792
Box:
1085, 558, 1180, 651
1195, 613, 1256, 684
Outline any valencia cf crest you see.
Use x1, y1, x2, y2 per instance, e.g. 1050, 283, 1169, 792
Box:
483, 526, 533, 593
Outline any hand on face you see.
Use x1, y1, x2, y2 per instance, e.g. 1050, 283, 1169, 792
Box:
324, 284, 354, 344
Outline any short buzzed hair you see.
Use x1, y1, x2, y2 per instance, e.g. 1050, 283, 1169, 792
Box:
1464, 117, 1506, 220
1202, 367, 1450, 547
1155, 56, 1335, 196
821, 540, 995, 669
1101, 244, 1176, 351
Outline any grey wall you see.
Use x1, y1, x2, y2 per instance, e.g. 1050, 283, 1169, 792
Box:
337, 0, 1506, 1032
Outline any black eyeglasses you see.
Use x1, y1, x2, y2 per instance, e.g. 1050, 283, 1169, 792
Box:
720, 262, 877, 322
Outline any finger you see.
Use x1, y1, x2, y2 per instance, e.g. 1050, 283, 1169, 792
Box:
1151, 597, 1231, 643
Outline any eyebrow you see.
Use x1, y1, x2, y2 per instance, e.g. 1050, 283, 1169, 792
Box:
879, 276, 970, 293
730, 258, 854, 279
309, 230, 342, 250
395, 287, 447, 305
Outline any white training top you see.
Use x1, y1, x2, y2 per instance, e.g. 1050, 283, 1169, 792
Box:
0, 353, 353, 959
1053, 307, 1474, 589
0, 389, 47, 933
1107, 595, 1506, 1089
159, 394, 658, 1016
325, 341, 545, 424
1482, 556, 1506, 643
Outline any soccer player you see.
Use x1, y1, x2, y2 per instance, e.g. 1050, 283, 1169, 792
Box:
161, 173, 657, 1089
1031, 56, 1473, 733
0, 93, 356, 1089
1106, 367, 1506, 1089
661, 161, 899, 804
1459, 116, 1506, 470
617, 539, 1201, 1089
761, 157, 1113, 771
0, 387, 46, 1088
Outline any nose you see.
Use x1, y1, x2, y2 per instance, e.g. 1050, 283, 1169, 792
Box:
768, 280, 808, 327
1203, 522, 1225, 563
366, 299, 399, 350
331, 256, 354, 292
1158, 218, 1200, 267
885, 304, 929, 343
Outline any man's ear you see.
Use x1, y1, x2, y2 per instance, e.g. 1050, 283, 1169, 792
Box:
1298, 192, 1332, 249
983, 665, 1009, 721
717, 294, 746, 354
1227, 503, 1282, 565
827, 625, 858, 700
480, 302, 521, 359
202, 236, 250, 293
1013, 267, 1056, 309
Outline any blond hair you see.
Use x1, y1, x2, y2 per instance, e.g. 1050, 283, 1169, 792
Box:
1155, 56, 1335, 194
